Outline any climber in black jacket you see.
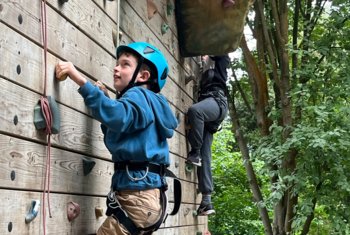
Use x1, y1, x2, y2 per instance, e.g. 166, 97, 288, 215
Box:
186, 54, 230, 216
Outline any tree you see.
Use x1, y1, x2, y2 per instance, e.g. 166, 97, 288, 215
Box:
229, 1, 350, 234
209, 123, 265, 235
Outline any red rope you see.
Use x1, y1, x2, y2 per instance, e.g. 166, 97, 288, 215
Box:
40, 0, 52, 234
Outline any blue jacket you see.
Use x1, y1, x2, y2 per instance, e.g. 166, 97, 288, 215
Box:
79, 82, 178, 190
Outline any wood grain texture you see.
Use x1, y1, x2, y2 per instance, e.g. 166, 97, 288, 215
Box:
0, 0, 206, 233
0, 189, 206, 234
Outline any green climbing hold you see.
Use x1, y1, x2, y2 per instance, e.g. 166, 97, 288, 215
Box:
161, 23, 169, 35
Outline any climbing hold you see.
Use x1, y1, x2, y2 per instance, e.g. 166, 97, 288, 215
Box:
175, 112, 180, 123
82, 157, 96, 176
33, 96, 61, 134
67, 201, 81, 222
58, 0, 69, 4
222, 0, 235, 8
185, 163, 193, 173
56, 74, 68, 81
147, 0, 158, 20
192, 210, 198, 216
166, 1, 174, 16
95, 207, 103, 218
161, 23, 169, 35
112, 29, 123, 48
25, 200, 40, 223
185, 74, 195, 85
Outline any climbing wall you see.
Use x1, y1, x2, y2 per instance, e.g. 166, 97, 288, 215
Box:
0, 0, 205, 234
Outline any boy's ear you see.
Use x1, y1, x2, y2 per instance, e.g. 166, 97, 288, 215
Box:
139, 70, 151, 82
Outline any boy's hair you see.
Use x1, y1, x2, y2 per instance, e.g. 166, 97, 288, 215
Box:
140, 62, 158, 91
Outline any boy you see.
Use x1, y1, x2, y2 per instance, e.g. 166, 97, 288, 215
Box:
186, 55, 230, 216
56, 42, 178, 234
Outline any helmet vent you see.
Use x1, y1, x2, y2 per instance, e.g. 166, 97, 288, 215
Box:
160, 68, 168, 80
143, 46, 155, 54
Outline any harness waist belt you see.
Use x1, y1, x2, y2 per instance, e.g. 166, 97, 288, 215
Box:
114, 162, 176, 178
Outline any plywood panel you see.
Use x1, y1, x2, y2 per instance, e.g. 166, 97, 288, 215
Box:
0, 134, 111, 195
93, 0, 198, 95
0, 190, 205, 235
0, 190, 106, 235
124, 0, 179, 59
0, 0, 206, 233
0, 22, 192, 135
0, 19, 193, 116
0, 78, 193, 181
0, 132, 200, 201
47, 0, 117, 56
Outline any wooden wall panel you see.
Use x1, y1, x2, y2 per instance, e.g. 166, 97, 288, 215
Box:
0, 134, 111, 195
0, 190, 206, 235
0, 0, 206, 234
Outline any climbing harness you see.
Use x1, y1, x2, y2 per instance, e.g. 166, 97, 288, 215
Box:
199, 89, 228, 134
106, 162, 182, 235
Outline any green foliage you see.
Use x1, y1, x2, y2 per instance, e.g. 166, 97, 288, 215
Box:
209, 123, 265, 235
224, 0, 350, 234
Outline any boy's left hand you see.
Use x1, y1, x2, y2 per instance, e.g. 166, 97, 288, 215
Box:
55, 61, 87, 86
95, 81, 110, 97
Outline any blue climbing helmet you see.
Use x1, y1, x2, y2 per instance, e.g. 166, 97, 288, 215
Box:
116, 42, 169, 93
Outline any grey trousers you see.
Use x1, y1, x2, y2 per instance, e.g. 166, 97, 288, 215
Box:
187, 97, 221, 194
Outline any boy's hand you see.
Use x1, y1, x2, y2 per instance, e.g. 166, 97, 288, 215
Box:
55, 61, 87, 86
95, 81, 110, 97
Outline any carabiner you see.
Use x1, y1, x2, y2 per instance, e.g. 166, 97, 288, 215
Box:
126, 165, 149, 182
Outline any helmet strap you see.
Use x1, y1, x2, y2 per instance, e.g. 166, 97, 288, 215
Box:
118, 57, 144, 98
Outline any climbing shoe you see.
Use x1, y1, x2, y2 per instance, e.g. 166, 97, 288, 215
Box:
186, 149, 201, 167
197, 202, 215, 216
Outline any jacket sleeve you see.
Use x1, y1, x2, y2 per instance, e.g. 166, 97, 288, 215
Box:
78, 82, 153, 133
210, 55, 230, 83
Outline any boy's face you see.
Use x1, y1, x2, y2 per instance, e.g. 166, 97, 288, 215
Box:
114, 53, 139, 92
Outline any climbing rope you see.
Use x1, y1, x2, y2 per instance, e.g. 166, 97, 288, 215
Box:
40, 0, 53, 234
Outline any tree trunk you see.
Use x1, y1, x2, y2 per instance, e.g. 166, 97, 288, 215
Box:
228, 95, 273, 235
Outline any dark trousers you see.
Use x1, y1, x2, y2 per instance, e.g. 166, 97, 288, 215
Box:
187, 97, 221, 194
